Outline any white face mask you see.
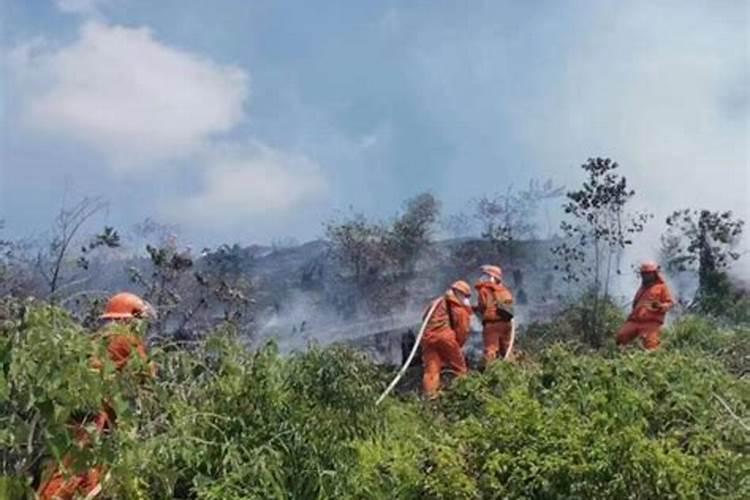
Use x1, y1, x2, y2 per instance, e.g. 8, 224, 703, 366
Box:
462, 297, 471, 306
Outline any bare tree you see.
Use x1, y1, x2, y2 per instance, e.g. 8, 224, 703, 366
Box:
129, 235, 255, 342
128, 237, 195, 338
0, 221, 41, 298
475, 179, 563, 264
440, 212, 476, 239
34, 197, 117, 301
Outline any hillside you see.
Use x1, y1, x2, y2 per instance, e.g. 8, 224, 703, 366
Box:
1, 302, 748, 499
52, 237, 563, 360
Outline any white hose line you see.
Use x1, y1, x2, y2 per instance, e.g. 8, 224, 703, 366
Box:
84, 483, 102, 500
503, 318, 516, 361
83, 472, 110, 499
376, 298, 441, 406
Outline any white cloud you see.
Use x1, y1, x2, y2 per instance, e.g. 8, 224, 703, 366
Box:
5, 20, 331, 226
165, 143, 328, 227
405, 1, 747, 225
8, 22, 248, 170
511, 2, 748, 222
54, 0, 109, 15
506, 1, 749, 280
401, 1, 748, 282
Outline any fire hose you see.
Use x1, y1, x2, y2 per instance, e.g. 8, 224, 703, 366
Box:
375, 301, 517, 405
504, 318, 516, 360
376, 298, 440, 405
83, 473, 109, 500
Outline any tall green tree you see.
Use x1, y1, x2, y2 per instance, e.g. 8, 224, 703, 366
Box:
662, 209, 744, 313
324, 193, 441, 315
385, 193, 441, 277
552, 158, 651, 346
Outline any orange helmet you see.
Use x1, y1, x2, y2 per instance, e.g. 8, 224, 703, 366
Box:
100, 292, 154, 320
450, 280, 471, 296
480, 265, 503, 280
640, 260, 659, 273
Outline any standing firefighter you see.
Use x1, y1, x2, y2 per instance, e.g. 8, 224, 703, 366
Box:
421, 281, 472, 398
38, 292, 156, 500
616, 261, 674, 351
474, 265, 514, 364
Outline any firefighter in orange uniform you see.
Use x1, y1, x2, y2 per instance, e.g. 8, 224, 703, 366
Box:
421, 281, 473, 398
38, 292, 155, 500
474, 265, 514, 364
616, 261, 674, 351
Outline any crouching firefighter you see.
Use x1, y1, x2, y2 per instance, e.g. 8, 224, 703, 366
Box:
616, 261, 674, 351
421, 281, 473, 398
38, 292, 156, 500
474, 265, 514, 364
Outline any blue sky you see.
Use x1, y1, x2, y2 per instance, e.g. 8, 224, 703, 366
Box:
1, 0, 748, 249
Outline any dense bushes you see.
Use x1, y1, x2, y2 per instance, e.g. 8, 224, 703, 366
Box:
1, 301, 748, 498
355, 348, 748, 499
519, 293, 625, 353
665, 315, 750, 377
0, 303, 134, 478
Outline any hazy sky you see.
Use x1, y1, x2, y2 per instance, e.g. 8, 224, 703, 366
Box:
1, 0, 748, 249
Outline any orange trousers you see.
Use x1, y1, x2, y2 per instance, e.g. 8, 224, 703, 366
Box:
421, 328, 467, 398
482, 321, 513, 363
38, 464, 102, 500
37, 410, 111, 499
615, 321, 662, 351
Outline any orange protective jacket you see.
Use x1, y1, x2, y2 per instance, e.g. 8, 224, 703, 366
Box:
90, 327, 155, 376
474, 281, 513, 324
89, 327, 155, 429
627, 273, 674, 324
423, 292, 472, 345
38, 329, 152, 500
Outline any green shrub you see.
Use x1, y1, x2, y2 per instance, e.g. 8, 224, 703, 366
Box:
722, 294, 750, 325
665, 315, 750, 376
520, 293, 625, 353
2, 301, 748, 499
0, 475, 33, 499
348, 345, 749, 499
349, 403, 477, 500
1, 301, 143, 480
